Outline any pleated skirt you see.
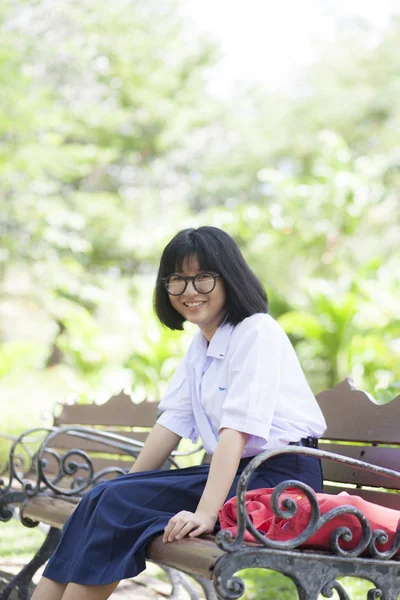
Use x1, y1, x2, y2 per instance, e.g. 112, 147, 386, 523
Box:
43, 452, 322, 585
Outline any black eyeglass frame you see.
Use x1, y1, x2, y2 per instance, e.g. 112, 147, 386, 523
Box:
162, 273, 221, 296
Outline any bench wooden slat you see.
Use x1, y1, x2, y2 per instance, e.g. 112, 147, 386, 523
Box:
323, 485, 400, 511
54, 393, 158, 427
21, 496, 221, 580
320, 443, 400, 490
22, 495, 79, 528
146, 535, 224, 579
317, 379, 400, 444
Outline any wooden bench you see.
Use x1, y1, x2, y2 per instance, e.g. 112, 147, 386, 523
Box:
0, 392, 205, 600
2, 378, 400, 600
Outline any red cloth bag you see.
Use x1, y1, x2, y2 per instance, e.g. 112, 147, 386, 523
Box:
219, 488, 400, 555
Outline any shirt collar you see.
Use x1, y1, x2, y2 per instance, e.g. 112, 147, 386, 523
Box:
206, 321, 235, 359
189, 321, 235, 365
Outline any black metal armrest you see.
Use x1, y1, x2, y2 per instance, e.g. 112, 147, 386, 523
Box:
216, 446, 400, 560
35, 425, 184, 496
0, 425, 178, 508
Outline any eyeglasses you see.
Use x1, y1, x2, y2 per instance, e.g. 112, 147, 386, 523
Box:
162, 272, 221, 296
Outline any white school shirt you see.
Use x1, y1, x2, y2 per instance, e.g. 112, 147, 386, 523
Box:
157, 313, 326, 458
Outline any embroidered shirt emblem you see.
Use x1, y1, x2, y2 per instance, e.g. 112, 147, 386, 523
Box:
219, 386, 227, 391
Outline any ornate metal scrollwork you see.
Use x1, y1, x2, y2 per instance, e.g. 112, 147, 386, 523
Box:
0, 428, 56, 523
0, 423, 190, 506
320, 576, 383, 600
0, 425, 159, 517
367, 525, 400, 559
0, 432, 34, 477
0, 490, 26, 523
214, 569, 245, 600
0, 424, 203, 600
0, 423, 182, 534
216, 446, 400, 560
35, 426, 148, 495
320, 579, 351, 599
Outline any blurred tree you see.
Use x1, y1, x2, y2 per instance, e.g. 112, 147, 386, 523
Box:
0, 3, 398, 406
192, 16, 400, 393
203, 130, 399, 392
0, 0, 221, 384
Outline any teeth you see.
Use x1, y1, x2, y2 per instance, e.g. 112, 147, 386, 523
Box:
184, 302, 204, 307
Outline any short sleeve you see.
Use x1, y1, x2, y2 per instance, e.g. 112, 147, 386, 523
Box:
219, 318, 284, 443
157, 355, 199, 444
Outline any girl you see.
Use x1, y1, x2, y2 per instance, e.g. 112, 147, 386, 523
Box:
32, 226, 326, 600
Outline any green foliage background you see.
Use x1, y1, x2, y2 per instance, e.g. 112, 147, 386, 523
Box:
1, 1, 399, 431
0, 2, 399, 597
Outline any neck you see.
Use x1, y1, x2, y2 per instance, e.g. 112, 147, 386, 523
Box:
201, 324, 219, 342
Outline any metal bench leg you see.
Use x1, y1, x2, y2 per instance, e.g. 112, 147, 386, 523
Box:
162, 566, 198, 600
0, 527, 61, 600
189, 574, 218, 600
162, 566, 202, 600
162, 566, 218, 600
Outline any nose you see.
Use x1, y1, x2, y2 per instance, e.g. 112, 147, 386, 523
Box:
182, 279, 198, 297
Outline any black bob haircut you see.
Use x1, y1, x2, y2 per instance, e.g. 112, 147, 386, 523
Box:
154, 226, 268, 330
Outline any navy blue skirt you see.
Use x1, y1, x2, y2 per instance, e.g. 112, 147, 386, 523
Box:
43, 452, 322, 585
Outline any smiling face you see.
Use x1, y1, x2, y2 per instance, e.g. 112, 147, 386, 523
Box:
168, 255, 226, 341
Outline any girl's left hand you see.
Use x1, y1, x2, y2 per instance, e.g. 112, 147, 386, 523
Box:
163, 510, 217, 543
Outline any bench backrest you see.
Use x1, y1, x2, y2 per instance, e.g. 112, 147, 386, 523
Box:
45, 379, 400, 506
316, 378, 400, 509
45, 391, 159, 476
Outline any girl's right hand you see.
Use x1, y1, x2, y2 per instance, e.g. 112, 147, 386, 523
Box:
163, 509, 217, 543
